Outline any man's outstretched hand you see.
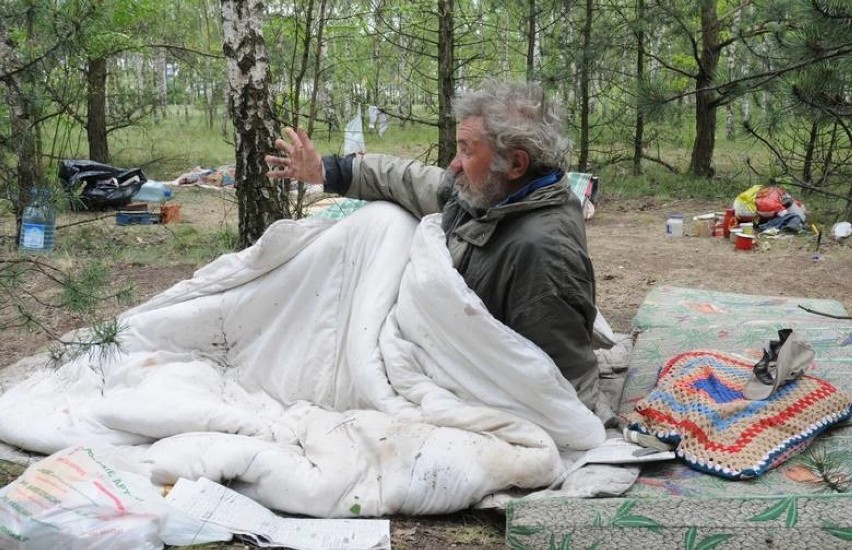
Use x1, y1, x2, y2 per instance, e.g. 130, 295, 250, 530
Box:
265, 127, 324, 184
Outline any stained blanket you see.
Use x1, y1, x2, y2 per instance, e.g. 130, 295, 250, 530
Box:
0, 202, 606, 517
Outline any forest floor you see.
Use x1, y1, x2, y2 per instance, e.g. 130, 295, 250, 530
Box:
1, 188, 850, 548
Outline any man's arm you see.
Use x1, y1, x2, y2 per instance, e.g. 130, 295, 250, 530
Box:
266, 127, 446, 218
349, 154, 445, 218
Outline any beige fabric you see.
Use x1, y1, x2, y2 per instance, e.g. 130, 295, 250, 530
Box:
744, 331, 815, 400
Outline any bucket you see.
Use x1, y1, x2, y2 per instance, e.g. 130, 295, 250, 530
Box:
735, 233, 755, 251
729, 228, 743, 243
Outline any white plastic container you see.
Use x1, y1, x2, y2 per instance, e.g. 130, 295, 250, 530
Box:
666, 214, 684, 237
19, 187, 56, 254
132, 180, 173, 202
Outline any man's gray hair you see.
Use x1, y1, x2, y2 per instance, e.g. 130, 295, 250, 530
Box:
453, 80, 570, 174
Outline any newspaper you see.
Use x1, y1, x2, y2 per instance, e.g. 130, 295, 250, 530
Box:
165, 477, 391, 550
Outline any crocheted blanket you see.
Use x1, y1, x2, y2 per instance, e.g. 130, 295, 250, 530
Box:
627, 349, 852, 479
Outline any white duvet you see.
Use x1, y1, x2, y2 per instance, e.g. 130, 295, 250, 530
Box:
0, 202, 605, 517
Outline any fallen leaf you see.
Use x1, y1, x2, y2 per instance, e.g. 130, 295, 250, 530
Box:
784, 464, 822, 484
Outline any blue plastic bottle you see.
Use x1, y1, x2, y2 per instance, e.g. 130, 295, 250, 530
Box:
19, 187, 56, 253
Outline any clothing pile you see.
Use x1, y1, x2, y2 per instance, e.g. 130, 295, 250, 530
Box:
733, 184, 807, 233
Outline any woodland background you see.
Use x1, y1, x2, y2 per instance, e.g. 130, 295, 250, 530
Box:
0, 3, 850, 546
1, 0, 849, 244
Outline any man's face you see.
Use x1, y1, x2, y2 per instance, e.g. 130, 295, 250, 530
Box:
448, 116, 510, 211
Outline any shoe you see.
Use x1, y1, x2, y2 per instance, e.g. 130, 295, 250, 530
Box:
743, 329, 814, 400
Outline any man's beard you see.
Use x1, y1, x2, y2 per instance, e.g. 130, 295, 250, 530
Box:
446, 167, 511, 212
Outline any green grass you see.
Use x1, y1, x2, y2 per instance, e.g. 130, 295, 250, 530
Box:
47, 187, 237, 268
44, 106, 441, 182
0, 460, 26, 489
102, 111, 237, 181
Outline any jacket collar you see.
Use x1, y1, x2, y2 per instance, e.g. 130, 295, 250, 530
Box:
496, 169, 563, 207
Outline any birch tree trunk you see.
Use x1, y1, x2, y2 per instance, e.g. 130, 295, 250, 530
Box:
157, 51, 168, 120
222, 0, 286, 248
724, 7, 741, 141
725, 45, 735, 140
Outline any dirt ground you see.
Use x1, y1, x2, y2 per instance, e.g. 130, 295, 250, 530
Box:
589, 196, 851, 332
1, 190, 850, 548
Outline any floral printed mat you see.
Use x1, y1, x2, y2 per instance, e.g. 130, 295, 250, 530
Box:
507, 286, 852, 549
623, 285, 852, 498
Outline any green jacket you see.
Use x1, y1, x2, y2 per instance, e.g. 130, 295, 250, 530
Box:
325, 153, 600, 409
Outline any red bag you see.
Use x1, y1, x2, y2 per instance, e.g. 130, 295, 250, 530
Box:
754, 186, 793, 218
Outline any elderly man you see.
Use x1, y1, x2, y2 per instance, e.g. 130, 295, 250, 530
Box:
266, 81, 602, 413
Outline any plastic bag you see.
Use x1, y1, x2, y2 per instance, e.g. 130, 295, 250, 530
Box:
832, 221, 851, 241
342, 108, 366, 156
733, 184, 762, 220
0, 446, 231, 549
59, 159, 148, 211
755, 186, 795, 218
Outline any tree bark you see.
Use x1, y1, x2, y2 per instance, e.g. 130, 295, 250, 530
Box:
725, 57, 735, 140
437, 0, 456, 167
86, 56, 110, 163
632, 0, 645, 176
688, 0, 721, 178
291, 0, 315, 129
157, 51, 168, 120
0, 20, 44, 236
307, 0, 329, 136
724, 7, 741, 141
526, 0, 536, 82
802, 121, 818, 185
577, 0, 593, 171
222, 0, 286, 248
205, 82, 216, 129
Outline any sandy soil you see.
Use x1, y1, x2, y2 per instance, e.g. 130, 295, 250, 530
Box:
588, 197, 851, 333
1, 190, 849, 548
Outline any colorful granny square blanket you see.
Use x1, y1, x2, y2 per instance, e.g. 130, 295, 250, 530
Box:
627, 349, 852, 479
